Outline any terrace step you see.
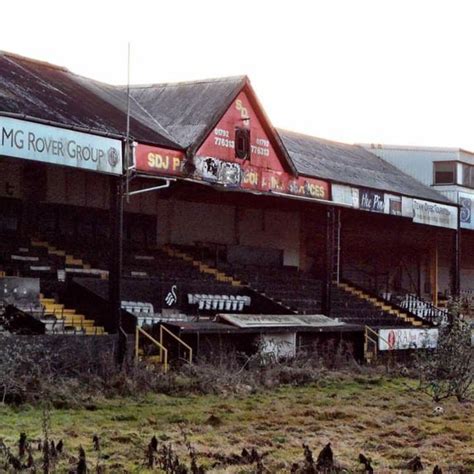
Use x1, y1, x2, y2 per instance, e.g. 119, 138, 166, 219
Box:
39, 295, 106, 335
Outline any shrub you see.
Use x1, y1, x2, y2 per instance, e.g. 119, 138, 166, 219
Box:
415, 299, 473, 402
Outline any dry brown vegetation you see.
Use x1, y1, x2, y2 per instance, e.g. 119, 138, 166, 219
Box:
0, 373, 472, 473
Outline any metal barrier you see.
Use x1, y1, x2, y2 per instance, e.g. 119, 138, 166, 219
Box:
160, 324, 193, 365
364, 326, 392, 362
398, 294, 450, 325
135, 326, 169, 372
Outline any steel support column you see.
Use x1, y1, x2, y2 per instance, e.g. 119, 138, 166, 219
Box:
109, 173, 125, 363
450, 206, 461, 298
321, 206, 335, 317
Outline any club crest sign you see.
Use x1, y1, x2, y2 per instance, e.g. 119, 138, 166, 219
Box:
459, 192, 474, 230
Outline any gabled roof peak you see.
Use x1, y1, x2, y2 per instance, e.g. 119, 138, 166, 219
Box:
0, 50, 69, 72
119, 75, 248, 91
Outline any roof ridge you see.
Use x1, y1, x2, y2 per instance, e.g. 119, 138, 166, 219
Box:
117, 75, 248, 90
0, 50, 69, 72
359, 143, 474, 156
277, 128, 355, 148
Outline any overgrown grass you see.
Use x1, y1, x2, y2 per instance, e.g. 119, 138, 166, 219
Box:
0, 374, 472, 472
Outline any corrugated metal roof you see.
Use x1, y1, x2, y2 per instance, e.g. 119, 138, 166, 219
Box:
165, 319, 361, 334
0, 51, 179, 148
118, 76, 247, 148
279, 129, 453, 204
219, 313, 346, 328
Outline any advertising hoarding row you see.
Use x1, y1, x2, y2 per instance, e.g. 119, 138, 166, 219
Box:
332, 184, 458, 229
135, 144, 331, 201
1, 116, 460, 231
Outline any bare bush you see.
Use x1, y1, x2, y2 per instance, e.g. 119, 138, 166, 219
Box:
0, 334, 362, 406
416, 299, 473, 402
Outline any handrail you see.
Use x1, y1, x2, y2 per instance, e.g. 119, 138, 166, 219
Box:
398, 293, 450, 325
160, 324, 193, 364
343, 278, 437, 326
364, 326, 378, 361
135, 326, 168, 373
366, 325, 391, 348
364, 325, 394, 362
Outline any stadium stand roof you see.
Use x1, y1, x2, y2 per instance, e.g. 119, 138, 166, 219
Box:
279, 129, 453, 204
0, 51, 457, 204
110, 76, 296, 172
0, 51, 179, 148
117, 76, 246, 149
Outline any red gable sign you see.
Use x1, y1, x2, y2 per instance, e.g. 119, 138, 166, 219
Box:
134, 90, 330, 202
196, 91, 284, 173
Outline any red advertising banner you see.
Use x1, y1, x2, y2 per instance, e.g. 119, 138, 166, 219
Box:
261, 169, 288, 192
135, 144, 185, 176
135, 142, 331, 201
288, 176, 330, 200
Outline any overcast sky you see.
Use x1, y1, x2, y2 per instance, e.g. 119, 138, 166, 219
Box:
3, 0, 474, 150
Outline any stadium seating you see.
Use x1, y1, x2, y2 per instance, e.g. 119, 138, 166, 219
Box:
164, 244, 424, 328
0, 229, 427, 332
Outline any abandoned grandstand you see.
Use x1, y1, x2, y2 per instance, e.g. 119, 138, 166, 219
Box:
0, 50, 466, 366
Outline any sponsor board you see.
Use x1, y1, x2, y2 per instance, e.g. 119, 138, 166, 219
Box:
412, 199, 458, 230
331, 184, 359, 208
359, 188, 385, 213
0, 277, 41, 312
287, 176, 329, 200
379, 328, 438, 351
386, 194, 402, 216
135, 144, 185, 176
0, 117, 122, 175
135, 144, 331, 200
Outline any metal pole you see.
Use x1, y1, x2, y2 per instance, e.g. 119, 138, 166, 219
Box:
109, 171, 125, 364
321, 206, 334, 317
451, 206, 461, 298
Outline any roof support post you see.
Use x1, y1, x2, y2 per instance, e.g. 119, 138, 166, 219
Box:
109, 166, 125, 365
450, 207, 461, 299
430, 236, 439, 306
321, 206, 335, 317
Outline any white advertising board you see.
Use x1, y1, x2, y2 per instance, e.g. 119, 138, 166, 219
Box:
379, 328, 438, 351
332, 184, 359, 208
412, 199, 457, 230
0, 116, 122, 175
260, 333, 296, 359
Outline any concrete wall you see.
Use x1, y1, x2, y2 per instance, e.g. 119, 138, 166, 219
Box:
46, 166, 110, 209
156, 198, 301, 267
0, 159, 23, 199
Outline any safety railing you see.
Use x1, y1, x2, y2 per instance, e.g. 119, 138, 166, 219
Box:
397, 294, 450, 326
364, 326, 392, 362
160, 324, 193, 365
135, 326, 169, 372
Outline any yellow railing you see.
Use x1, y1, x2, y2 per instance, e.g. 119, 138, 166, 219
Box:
364, 326, 379, 361
364, 326, 392, 362
135, 326, 169, 373
160, 324, 193, 365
